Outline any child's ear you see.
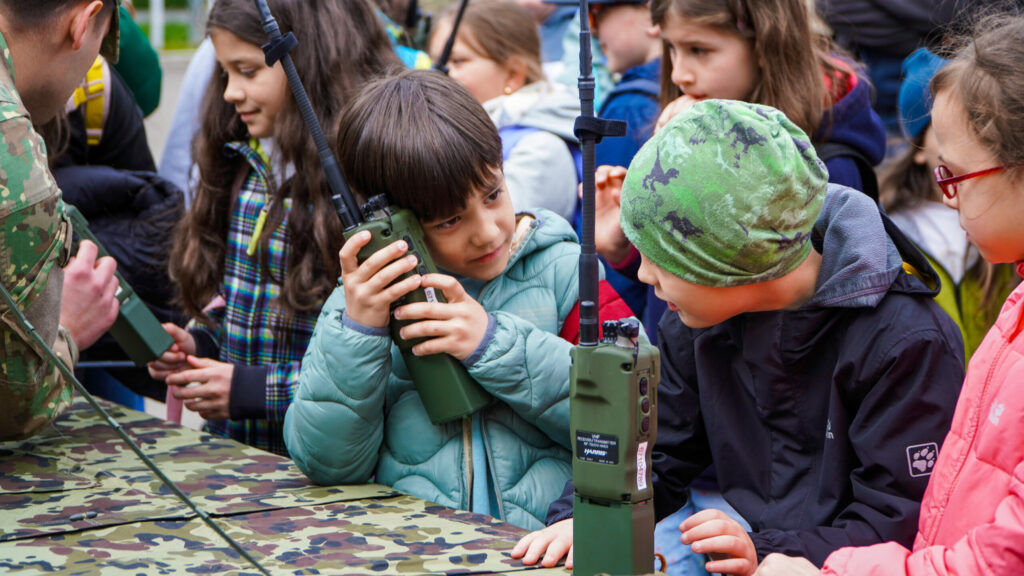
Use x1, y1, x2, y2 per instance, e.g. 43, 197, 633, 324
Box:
503, 57, 529, 93
912, 148, 928, 166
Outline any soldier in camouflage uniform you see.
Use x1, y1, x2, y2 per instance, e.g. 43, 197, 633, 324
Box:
0, 0, 122, 440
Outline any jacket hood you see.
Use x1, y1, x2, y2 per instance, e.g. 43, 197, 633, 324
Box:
816, 64, 887, 167
484, 81, 580, 143
807, 184, 938, 308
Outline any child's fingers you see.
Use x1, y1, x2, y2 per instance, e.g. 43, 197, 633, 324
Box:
380, 274, 423, 305
518, 533, 556, 566
409, 331, 458, 357
166, 367, 215, 389
680, 508, 729, 532
364, 251, 419, 293
338, 230, 374, 275
418, 273, 467, 302
705, 556, 754, 576
162, 322, 190, 345
541, 538, 572, 568
689, 534, 745, 557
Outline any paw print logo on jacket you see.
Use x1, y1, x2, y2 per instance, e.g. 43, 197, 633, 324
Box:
906, 442, 938, 477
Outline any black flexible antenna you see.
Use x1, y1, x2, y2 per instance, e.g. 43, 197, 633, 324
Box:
433, 0, 471, 73
0, 281, 271, 576
253, 0, 361, 229
574, 0, 626, 345
405, 0, 421, 31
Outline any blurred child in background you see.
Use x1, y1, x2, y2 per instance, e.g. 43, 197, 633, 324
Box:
429, 0, 581, 223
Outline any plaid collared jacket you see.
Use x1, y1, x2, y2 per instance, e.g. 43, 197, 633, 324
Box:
190, 140, 322, 456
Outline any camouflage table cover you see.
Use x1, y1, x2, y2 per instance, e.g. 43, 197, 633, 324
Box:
0, 397, 570, 575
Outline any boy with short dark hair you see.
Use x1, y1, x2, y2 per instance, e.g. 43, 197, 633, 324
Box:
285, 69, 630, 530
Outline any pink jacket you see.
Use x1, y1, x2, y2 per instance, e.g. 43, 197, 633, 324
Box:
822, 276, 1024, 575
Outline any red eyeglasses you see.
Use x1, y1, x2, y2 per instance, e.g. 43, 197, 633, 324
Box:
933, 164, 1005, 199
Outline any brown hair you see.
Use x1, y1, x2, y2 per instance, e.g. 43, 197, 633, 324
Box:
335, 69, 503, 222
931, 13, 1024, 182
170, 0, 401, 324
433, 0, 545, 86
928, 12, 1024, 317
650, 0, 850, 137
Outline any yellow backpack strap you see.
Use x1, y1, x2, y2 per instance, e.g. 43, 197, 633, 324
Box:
65, 56, 110, 147
902, 261, 938, 291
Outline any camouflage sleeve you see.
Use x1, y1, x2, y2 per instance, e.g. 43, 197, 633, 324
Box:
0, 102, 75, 441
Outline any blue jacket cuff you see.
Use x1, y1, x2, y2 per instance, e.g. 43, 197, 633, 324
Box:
463, 313, 497, 367
341, 311, 391, 337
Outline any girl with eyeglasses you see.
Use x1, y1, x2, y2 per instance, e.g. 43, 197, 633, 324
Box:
880, 47, 1019, 364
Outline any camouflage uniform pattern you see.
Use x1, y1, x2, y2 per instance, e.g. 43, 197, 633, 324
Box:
0, 30, 76, 442
0, 397, 570, 575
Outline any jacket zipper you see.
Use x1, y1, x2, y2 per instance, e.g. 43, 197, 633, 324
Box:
480, 417, 506, 521
461, 416, 474, 510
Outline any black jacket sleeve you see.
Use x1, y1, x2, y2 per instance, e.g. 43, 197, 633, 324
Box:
747, 315, 964, 565
650, 314, 714, 522
546, 479, 575, 525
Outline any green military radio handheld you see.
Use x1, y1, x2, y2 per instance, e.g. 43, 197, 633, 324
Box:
568, 0, 660, 573
253, 0, 490, 424
64, 205, 174, 365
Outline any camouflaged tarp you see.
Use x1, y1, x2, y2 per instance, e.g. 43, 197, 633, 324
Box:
0, 397, 570, 575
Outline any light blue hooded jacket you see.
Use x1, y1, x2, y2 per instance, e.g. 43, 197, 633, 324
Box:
285, 210, 581, 529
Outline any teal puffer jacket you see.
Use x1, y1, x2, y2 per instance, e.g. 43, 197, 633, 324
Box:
285, 210, 580, 529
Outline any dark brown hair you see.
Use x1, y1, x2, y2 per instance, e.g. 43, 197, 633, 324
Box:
335, 69, 502, 222
650, 0, 850, 137
433, 0, 545, 86
170, 0, 401, 324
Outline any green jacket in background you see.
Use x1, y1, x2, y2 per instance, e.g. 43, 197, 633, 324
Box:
923, 249, 1018, 363
113, 6, 162, 117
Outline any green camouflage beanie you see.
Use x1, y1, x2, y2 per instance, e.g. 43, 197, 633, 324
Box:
620, 99, 828, 287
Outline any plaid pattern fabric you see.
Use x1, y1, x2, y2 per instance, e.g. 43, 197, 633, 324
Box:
192, 141, 322, 456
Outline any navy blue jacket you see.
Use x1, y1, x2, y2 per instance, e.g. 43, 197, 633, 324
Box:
547, 186, 964, 565
815, 67, 886, 194
595, 58, 660, 169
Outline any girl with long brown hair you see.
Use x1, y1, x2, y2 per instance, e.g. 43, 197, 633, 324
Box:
146, 0, 400, 456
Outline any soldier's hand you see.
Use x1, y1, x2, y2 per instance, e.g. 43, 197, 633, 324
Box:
165, 356, 233, 421
511, 518, 574, 569
60, 240, 119, 350
147, 323, 197, 381
753, 554, 820, 576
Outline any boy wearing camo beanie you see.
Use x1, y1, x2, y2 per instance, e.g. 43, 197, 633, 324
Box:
529, 99, 964, 574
